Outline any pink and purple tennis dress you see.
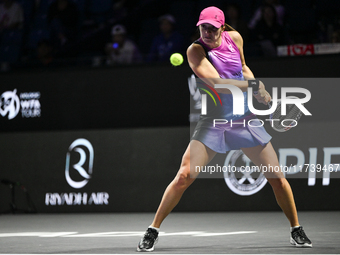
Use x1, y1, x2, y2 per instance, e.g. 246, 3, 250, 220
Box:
191, 31, 271, 153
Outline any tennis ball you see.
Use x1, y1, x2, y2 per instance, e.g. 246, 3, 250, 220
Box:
170, 53, 183, 66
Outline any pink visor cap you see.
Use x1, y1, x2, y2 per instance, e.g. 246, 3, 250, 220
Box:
196, 6, 225, 28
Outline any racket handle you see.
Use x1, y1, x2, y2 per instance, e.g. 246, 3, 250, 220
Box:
248, 79, 260, 95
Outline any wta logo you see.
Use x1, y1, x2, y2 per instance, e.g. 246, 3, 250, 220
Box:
0, 88, 41, 120
0, 89, 20, 120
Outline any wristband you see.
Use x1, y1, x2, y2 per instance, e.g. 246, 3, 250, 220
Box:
248, 79, 260, 95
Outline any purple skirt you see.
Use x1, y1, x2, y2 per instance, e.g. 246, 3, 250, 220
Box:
191, 114, 272, 153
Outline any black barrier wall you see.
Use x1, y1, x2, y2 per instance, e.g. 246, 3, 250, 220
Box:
1, 54, 340, 213
1, 54, 340, 132
1, 65, 190, 132
0, 123, 339, 213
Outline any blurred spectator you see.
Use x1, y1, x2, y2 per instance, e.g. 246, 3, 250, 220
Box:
147, 14, 184, 62
0, 0, 23, 72
248, 0, 285, 29
47, 0, 78, 47
331, 29, 340, 43
105, 24, 142, 65
35, 39, 55, 66
253, 4, 285, 56
86, 0, 113, 27
224, 3, 249, 43
0, 0, 23, 30
111, 0, 130, 21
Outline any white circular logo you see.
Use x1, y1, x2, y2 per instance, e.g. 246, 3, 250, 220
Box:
0, 89, 20, 120
223, 150, 267, 196
65, 139, 94, 189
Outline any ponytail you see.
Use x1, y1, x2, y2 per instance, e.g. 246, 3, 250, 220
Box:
223, 23, 237, 32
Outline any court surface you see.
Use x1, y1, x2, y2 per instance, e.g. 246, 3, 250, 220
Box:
0, 211, 339, 254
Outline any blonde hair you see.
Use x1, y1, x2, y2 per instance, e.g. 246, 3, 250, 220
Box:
223, 23, 237, 32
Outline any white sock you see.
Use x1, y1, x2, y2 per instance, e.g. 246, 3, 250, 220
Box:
149, 225, 160, 232
290, 225, 301, 232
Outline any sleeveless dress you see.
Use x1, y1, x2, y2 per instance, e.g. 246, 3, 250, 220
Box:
191, 31, 271, 153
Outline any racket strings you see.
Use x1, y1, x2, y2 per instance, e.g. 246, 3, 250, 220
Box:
270, 102, 303, 132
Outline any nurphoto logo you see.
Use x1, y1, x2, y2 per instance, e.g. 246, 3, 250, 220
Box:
200, 84, 311, 129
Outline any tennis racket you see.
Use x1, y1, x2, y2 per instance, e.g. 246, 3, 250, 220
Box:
268, 96, 303, 132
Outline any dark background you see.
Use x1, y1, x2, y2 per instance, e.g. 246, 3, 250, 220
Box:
0, 124, 339, 213
1, 54, 340, 213
1, 54, 339, 132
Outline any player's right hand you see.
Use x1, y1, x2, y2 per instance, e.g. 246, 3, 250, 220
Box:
254, 81, 271, 105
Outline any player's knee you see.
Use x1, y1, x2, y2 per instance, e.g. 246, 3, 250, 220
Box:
268, 178, 287, 190
173, 166, 191, 190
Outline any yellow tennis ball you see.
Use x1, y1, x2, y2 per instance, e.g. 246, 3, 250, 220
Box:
170, 53, 183, 66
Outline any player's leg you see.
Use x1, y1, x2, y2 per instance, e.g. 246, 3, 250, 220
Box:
242, 142, 299, 226
151, 139, 217, 228
137, 140, 216, 251
242, 142, 312, 247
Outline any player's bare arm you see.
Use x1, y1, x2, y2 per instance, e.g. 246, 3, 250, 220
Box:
187, 42, 269, 104
187, 43, 249, 93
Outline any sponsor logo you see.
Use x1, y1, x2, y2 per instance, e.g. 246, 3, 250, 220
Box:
0, 89, 41, 120
20, 91, 41, 118
279, 147, 340, 186
224, 147, 340, 196
65, 138, 94, 189
287, 44, 315, 56
45, 192, 109, 206
45, 138, 110, 206
223, 150, 267, 196
0, 89, 20, 120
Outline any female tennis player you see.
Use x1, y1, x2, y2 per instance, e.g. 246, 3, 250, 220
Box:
137, 6, 312, 251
